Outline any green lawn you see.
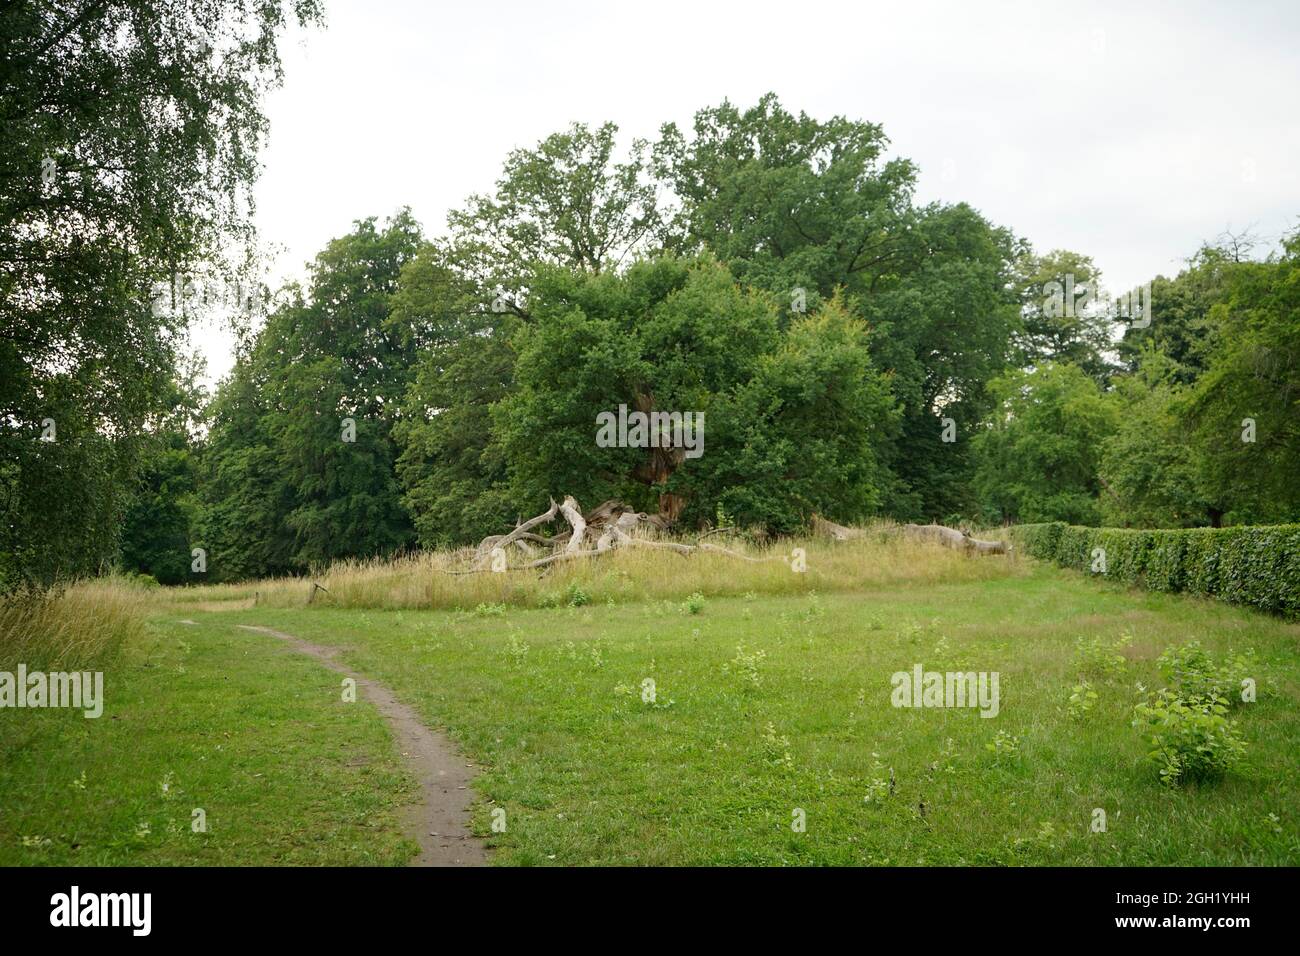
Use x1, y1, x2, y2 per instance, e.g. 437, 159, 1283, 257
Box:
0, 615, 416, 865
4, 563, 1298, 865
236, 565, 1300, 865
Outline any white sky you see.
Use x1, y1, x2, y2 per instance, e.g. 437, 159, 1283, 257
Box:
192, 0, 1300, 387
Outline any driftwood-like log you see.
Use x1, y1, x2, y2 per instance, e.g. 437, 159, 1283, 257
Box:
610, 528, 785, 563
475, 498, 560, 565
811, 514, 1008, 556
811, 514, 866, 541
558, 495, 587, 553
444, 494, 787, 574
903, 523, 1007, 555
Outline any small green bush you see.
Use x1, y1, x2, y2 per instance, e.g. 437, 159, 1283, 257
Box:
1158, 640, 1256, 706
1066, 679, 1098, 720
1132, 690, 1246, 786
1075, 632, 1132, 680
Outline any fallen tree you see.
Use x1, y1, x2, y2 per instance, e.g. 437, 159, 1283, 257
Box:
446, 496, 783, 574
810, 514, 1008, 555
902, 523, 1008, 556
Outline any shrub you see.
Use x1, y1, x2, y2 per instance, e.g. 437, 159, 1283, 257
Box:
985, 730, 1021, 763
1066, 679, 1098, 719
1132, 690, 1246, 786
1075, 632, 1132, 680
1010, 522, 1300, 618
1158, 640, 1257, 706
726, 643, 766, 690
1145, 531, 1187, 592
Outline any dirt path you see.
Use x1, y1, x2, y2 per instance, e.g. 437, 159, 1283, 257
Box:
236, 625, 487, 867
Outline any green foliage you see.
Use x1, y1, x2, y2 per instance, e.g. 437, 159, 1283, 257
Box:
450, 121, 662, 280
1066, 679, 1098, 720
391, 244, 517, 548
1179, 233, 1300, 525
1012, 521, 1300, 617
682, 292, 898, 530
682, 592, 705, 615
190, 361, 297, 581
486, 256, 896, 533
1158, 640, 1256, 706
119, 369, 207, 585
565, 584, 591, 608
1099, 356, 1214, 528
1117, 244, 1232, 385
196, 213, 424, 580
0, 0, 321, 592
1132, 690, 1246, 786
985, 730, 1021, 763
726, 643, 766, 690
655, 95, 1021, 520
1074, 632, 1132, 680
1012, 249, 1119, 383
972, 363, 1119, 525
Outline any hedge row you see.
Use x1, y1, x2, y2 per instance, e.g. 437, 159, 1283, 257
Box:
1010, 522, 1300, 618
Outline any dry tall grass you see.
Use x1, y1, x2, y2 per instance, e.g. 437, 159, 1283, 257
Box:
0, 578, 149, 669
158, 528, 1026, 612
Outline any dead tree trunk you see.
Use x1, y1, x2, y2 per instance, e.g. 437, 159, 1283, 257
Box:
810, 514, 1008, 556
902, 523, 1007, 555
446, 495, 783, 574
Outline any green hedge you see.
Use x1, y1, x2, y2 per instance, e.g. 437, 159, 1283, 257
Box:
1010, 522, 1300, 618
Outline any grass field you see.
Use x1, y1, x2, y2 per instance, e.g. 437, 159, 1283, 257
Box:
0, 614, 415, 865
3, 539, 1298, 866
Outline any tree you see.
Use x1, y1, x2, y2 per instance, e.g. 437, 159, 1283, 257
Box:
1098, 353, 1211, 528
1179, 229, 1300, 524
1011, 248, 1119, 383
972, 363, 1119, 525
682, 294, 898, 531
119, 362, 207, 584
0, 0, 321, 590
197, 212, 424, 577
394, 122, 670, 548
654, 93, 916, 299
655, 95, 1020, 518
1116, 244, 1234, 386
392, 243, 517, 548
489, 256, 896, 533
447, 121, 662, 296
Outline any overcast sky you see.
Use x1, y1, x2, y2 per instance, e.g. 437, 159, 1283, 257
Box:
192, 0, 1300, 386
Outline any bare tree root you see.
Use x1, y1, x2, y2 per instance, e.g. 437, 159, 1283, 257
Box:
443, 495, 784, 574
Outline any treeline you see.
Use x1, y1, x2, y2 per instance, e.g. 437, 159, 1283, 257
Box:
4, 2, 1297, 590
144, 101, 1298, 584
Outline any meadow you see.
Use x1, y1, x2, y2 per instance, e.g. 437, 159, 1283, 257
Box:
2, 535, 1297, 866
